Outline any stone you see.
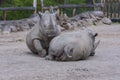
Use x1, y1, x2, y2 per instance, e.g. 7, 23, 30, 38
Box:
3, 26, 11, 34
102, 17, 112, 25
10, 26, 17, 32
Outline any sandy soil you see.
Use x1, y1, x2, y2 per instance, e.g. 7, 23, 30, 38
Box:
0, 24, 120, 80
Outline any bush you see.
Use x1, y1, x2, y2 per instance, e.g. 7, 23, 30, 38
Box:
0, 0, 33, 20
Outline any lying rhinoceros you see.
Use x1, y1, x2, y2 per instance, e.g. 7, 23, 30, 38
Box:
45, 28, 100, 61
26, 11, 61, 57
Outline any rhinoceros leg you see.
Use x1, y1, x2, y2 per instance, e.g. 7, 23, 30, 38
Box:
46, 52, 67, 61
45, 55, 54, 60
33, 39, 46, 57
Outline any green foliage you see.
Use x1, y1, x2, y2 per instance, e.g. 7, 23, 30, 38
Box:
0, 0, 33, 20
0, 0, 89, 20
61, 0, 87, 17
69, 0, 85, 4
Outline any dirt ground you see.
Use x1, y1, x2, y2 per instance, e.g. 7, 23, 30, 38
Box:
0, 24, 120, 80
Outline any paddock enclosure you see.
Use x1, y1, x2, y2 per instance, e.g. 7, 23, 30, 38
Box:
0, 24, 120, 80
103, 0, 120, 20
41, 0, 120, 20
0, 0, 120, 80
0, 0, 120, 20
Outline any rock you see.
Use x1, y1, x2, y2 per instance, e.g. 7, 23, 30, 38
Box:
0, 25, 3, 32
22, 23, 30, 31
0, 28, 2, 33
3, 26, 11, 34
66, 23, 74, 30
60, 26, 66, 31
27, 21, 35, 28
85, 19, 94, 26
92, 11, 104, 18
80, 12, 90, 19
96, 20, 104, 25
0, 15, 39, 33
18, 22, 30, 31
79, 20, 88, 27
71, 22, 79, 28
102, 17, 112, 25
61, 22, 74, 30
10, 26, 17, 32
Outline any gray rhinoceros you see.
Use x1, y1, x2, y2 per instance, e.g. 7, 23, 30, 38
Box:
26, 11, 61, 57
45, 28, 100, 61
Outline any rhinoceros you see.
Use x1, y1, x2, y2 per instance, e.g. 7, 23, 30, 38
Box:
45, 28, 100, 61
26, 11, 61, 57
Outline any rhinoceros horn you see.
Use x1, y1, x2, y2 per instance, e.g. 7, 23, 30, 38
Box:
94, 40, 100, 50
38, 11, 43, 16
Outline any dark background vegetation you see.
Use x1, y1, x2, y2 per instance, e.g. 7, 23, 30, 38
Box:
0, 0, 94, 20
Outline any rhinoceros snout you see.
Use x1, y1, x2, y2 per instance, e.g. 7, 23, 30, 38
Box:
46, 31, 57, 37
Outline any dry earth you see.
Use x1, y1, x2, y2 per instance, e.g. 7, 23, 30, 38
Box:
0, 24, 120, 80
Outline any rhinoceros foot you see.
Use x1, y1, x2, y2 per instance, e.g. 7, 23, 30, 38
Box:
45, 55, 54, 60
38, 49, 46, 57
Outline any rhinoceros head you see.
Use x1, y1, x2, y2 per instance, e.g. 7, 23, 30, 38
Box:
87, 30, 100, 56
81, 28, 100, 56
38, 10, 60, 37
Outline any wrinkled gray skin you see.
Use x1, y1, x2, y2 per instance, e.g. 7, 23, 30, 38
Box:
46, 29, 100, 61
26, 11, 61, 57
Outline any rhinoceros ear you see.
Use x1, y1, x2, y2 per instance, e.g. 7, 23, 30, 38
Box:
38, 11, 43, 18
54, 9, 60, 20
94, 33, 98, 37
55, 9, 59, 15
